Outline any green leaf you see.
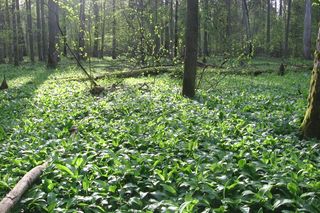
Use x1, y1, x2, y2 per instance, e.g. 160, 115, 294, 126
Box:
273, 199, 295, 210
161, 183, 177, 195
56, 164, 75, 178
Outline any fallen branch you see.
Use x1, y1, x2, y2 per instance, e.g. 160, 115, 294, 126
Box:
0, 162, 48, 213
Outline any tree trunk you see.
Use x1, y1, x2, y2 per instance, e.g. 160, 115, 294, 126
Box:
41, 0, 47, 61
100, 0, 106, 58
164, 0, 170, 53
78, 0, 86, 60
0, 9, 5, 63
203, 0, 209, 59
182, 0, 198, 98
15, 0, 25, 60
92, 0, 99, 58
279, 0, 283, 16
173, 0, 179, 58
284, 0, 291, 56
62, 7, 67, 56
36, 0, 43, 61
303, 0, 312, 60
169, 0, 174, 60
12, 0, 19, 66
47, 0, 59, 68
5, 0, 12, 63
226, 0, 231, 49
26, 0, 34, 63
266, 0, 271, 51
154, 0, 160, 55
112, 0, 117, 59
301, 26, 320, 139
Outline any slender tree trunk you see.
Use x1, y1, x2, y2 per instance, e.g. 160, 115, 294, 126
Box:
284, 0, 292, 56
78, 0, 86, 60
100, 0, 106, 58
182, 0, 198, 98
226, 0, 231, 49
12, 0, 19, 66
47, 0, 59, 68
303, 0, 312, 60
169, 0, 174, 60
5, 0, 12, 63
36, 0, 43, 61
266, 0, 271, 51
92, 0, 99, 57
203, 0, 209, 60
301, 25, 320, 139
164, 0, 170, 53
279, 0, 283, 16
26, 0, 34, 63
41, 0, 47, 61
62, 7, 67, 56
173, 0, 179, 58
112, 0, 117, 59
15, 0, 25, 60
0, 9, 5, 63
154, 0, 160, 55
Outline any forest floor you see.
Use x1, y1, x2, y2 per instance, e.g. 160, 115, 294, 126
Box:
0, 57, 319, 212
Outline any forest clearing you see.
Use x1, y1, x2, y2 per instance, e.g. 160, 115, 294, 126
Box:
1, 0, 320, 212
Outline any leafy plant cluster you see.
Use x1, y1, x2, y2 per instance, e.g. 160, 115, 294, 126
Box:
0, 61, 319, 212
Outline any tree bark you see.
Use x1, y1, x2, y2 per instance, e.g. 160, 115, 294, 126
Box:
41, 0, 47, 61
303, 0, 312, 60
182, 0, 198, 98
36, 0, 43, 61
203, 0, 209, 59
301, 26, 320, 139
15, 0, 25, 60
26, 0, 34, 63
78, 0, 86, 60
225, 0, 231, 49
5, 0, 12, 63
92, 0, 99, 58
47, 0, 59, 68
284, 0, 292, 56
12, 0, 19, 66
0, 9, 5, 63
0, 162, 48, 213
173, 0, 179, 58
100, 0, 106, 58
112, 0, 117, 59
266, 0, 271, 51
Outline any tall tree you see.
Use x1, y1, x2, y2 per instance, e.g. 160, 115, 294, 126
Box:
266, 0, 271, 51
226, 0, 232, 48
303, 0, 312, 60
36, 0, 43, 61
5, 0, 12, 63
284, 0, 292, 56
92, 0, 99, 58
47, 0, 59, 68
26, 0, 34, 63
182, 0, 198, 98
112, 0, 117, 59
12, 0, 19, 66
78, 0, 86, 60
15, 0, 25, 60
301, 26, 320, 139
0, 7, 5, 63
41, 0, 47, 61
100, 0, 107, 58
173, 0, 179, 58
203, 0, 209, 60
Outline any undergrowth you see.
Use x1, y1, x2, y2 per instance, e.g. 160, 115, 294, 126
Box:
0, 59, 319, 212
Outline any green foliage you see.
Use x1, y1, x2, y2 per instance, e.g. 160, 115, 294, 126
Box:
0, 59, 319, 212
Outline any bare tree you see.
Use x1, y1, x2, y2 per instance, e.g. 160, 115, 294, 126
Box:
26, 0, 34, 63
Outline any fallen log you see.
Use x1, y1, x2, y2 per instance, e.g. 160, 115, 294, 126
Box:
0, 162, 48, 213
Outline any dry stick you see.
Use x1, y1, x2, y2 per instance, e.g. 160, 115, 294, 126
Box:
0, 162, 48, 213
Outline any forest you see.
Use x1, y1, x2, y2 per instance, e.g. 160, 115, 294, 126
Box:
0, 0, 320, 212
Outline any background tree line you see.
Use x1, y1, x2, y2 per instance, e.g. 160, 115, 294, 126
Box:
0, 0, 319, 68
